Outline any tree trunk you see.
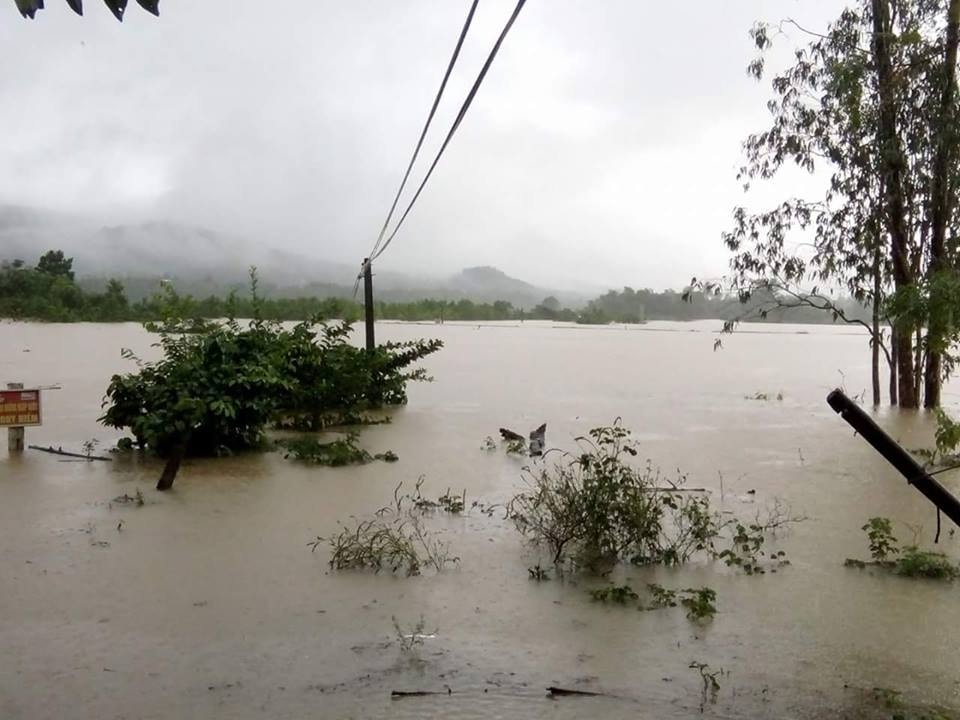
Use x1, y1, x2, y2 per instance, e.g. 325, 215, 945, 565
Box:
157, 444, 186, 491
872, 261, 882, 407
871, 326, 881, 407
889, 330, 899, 406
873, 0, 918, 407
924, 0, 960, 408
915, 324, 924, 402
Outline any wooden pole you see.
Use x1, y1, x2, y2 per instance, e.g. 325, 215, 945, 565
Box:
363, 258, 375, 351
7, 383, 24, 453
827, 388, 960, 528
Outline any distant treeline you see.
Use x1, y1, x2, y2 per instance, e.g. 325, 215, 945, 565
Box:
1, 250, 869, 325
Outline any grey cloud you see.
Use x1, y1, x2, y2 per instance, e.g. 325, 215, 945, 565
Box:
0, 0, 845, 290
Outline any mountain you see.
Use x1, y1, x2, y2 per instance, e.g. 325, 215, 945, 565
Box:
0, 205, 589, 308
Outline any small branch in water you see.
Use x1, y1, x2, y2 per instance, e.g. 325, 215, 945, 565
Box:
28, 445, 113, 462
391, 689, 452, 699
546, 687, 604, 697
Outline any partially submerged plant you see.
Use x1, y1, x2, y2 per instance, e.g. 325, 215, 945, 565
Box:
310, 482, 460, 576
644, 583, 678, 609
279, 433, 398, 466
679, 587, 717, 621
508, 421, 720, 571
280, 433, 371, 466
589, 584, 640, 604
846, 517, 959, 580
81, 438, 100, 458
689, 662, 723, 711
505, 438, 527, 455
392, 615, 435, 655
896, 546, 959, 580
111, 488, 145, 506
508, 420, 800, 575
399, 477, 466, 514
528, 564, 551, 581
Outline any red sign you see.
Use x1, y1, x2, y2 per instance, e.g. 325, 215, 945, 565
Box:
0, 389, 42, 427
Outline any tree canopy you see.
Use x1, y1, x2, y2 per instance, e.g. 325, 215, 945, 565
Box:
715, 0, 960, 407
13, 0, 158, 21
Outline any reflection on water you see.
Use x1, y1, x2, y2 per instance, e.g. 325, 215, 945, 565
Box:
1, 320, 959, 719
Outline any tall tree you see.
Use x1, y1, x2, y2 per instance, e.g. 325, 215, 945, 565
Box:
36, 250, 74, 281
724, 0, 960, 408
923, 0, 960, 407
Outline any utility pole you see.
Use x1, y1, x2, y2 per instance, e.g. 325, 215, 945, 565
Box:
363, 258, 375, 351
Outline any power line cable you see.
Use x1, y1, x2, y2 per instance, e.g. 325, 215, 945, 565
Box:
368, 0, 481, 263
370, 0, 527, 263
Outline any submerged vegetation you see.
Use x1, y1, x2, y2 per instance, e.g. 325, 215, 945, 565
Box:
506, 420, 797, 574
278, 433, 397, 466
845, 517, 960, 580
590, 582, 718, 621
99, 270, 440, 488
311, 481, 462, 576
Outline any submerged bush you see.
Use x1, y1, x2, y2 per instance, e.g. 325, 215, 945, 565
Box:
589, 584, 640, 604
846, 517, 959, 580
101, 272, 441, 458
508, 421, 718, 570
278, 433, 397, 466
895, 547, 959, 580
310, 481, 460, 576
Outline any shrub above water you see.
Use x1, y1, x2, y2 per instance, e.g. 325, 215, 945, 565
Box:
100, 274, 441, 458
508, 421, 718, 570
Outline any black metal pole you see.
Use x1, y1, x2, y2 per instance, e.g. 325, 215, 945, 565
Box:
363, 258, 375, 351
827, 388, 960, 528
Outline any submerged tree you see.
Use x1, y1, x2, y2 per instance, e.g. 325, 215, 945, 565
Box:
101, 271, 442, 490
720, 0, 960, 407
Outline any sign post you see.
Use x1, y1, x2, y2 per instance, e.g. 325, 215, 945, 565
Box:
1, 384, 42, 453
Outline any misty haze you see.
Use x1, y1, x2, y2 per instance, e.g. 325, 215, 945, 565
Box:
3, 1, 960, 719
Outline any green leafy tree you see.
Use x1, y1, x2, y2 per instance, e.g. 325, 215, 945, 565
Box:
717, 0, 960, 407
100, 273, 442, 489
36, 250, 74, 281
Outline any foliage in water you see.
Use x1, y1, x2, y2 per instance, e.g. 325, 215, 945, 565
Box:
863, 517, 899, 563
689, 662, 723, 711
679, 587, 718, 621
508, 420, 798, 575
644, 583, 678, 609
278, 433, 397, 466
896, 546, 959, 580
508, 421, 720, 570
392, 615, 433, 655
847, 517, 959, 580
934, 408, 960, 461
310, 481, 460, 576
100, 270, 441, 458
589, 583, 640, 604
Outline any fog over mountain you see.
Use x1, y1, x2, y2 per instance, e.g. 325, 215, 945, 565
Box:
0, 204, 592, 307
0, 1, 840, 291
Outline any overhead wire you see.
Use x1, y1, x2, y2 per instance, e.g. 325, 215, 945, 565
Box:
369, 0, 481, 262
354, 0, 481, 298
370, 0, 528, 264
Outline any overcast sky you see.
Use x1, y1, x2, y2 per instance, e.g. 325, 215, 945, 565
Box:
0, 0, 845, 290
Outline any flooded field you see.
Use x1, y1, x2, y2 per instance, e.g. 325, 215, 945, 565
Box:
2, 320, 959, 719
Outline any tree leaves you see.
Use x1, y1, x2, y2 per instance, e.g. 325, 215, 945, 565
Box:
12, 0, 159, 19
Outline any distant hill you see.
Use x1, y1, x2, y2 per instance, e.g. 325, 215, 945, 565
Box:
0, 204, 588, 308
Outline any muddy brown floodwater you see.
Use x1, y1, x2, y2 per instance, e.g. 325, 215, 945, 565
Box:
2, 320, 960, 719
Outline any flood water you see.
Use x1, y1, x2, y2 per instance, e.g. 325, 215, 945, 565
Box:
2, 320, 959, 719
